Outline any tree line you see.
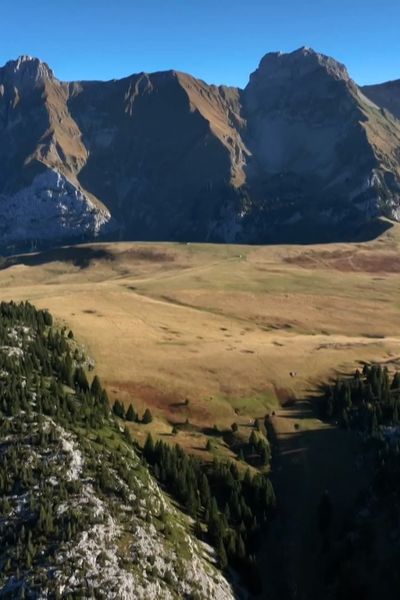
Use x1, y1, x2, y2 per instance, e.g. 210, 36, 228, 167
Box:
321, 363, 400, 432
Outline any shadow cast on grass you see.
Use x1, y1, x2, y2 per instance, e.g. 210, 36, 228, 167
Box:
1, 246, 115, 270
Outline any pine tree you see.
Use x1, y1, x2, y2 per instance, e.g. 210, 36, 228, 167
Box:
126, 404, 137, 422
74, 367, 89, 392
217, 538, 228, 569
392, 372, 400, 390
142, 408, 153, 424
144, 433, 155, 461
393, 401, 399, 425
123, 427, 132, 443
235, 533, 246, 560
42, 310, 53, 327
249, 430, 258, 446
112, 400, 125, 419
91, 375, 102, 398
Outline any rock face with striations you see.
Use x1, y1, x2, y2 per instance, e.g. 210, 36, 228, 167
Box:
242, 47, 400, 238
1, 48, 400, 247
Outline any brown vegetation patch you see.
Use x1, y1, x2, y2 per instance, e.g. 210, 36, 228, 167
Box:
286, 249, 400, 273
107, 380, 180, 412
106, 380, 216, 425
118, 248, 175, 263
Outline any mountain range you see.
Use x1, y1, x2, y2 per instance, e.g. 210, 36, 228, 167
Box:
1, 47, 400, 247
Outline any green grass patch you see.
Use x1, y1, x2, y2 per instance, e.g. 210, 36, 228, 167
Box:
229, 392, 279, 416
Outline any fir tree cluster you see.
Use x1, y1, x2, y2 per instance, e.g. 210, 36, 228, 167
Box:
230, 425, 272, 468
322, 364, 400, 432
112, 399, 153, 424
143, 434, 275, 593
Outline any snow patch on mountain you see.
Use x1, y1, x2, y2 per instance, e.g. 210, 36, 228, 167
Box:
0, 169, 111, 244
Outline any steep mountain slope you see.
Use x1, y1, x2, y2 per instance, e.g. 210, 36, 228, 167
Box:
66, 71, 246, 241
1, 49, 400, 246
0, 302, 236, 599
363, 79, 400, 120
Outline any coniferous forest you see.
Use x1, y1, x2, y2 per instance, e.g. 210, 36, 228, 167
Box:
321, 364, 400, 432
142, 434, 275, 592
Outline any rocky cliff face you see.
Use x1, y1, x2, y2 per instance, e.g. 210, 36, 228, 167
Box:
241, 47, 400, 239
1, 49, 400, 247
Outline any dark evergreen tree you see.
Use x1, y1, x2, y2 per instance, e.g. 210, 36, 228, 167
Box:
142, 408, 153, 424
112, 400, 125, 419
126, 404, 137, 422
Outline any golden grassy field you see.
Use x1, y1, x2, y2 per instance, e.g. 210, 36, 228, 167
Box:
1, 223, 399, 427
0, 221, 399, 465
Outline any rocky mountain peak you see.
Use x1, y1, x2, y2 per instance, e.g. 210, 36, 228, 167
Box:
247, 46, 350, 89
244, 46, 355, 118
1, 55, 55, 88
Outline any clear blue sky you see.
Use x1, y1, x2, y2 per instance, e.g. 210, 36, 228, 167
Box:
1, 0, 399, 87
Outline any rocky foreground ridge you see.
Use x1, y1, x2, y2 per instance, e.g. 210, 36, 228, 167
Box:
0, 302, 237, 599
